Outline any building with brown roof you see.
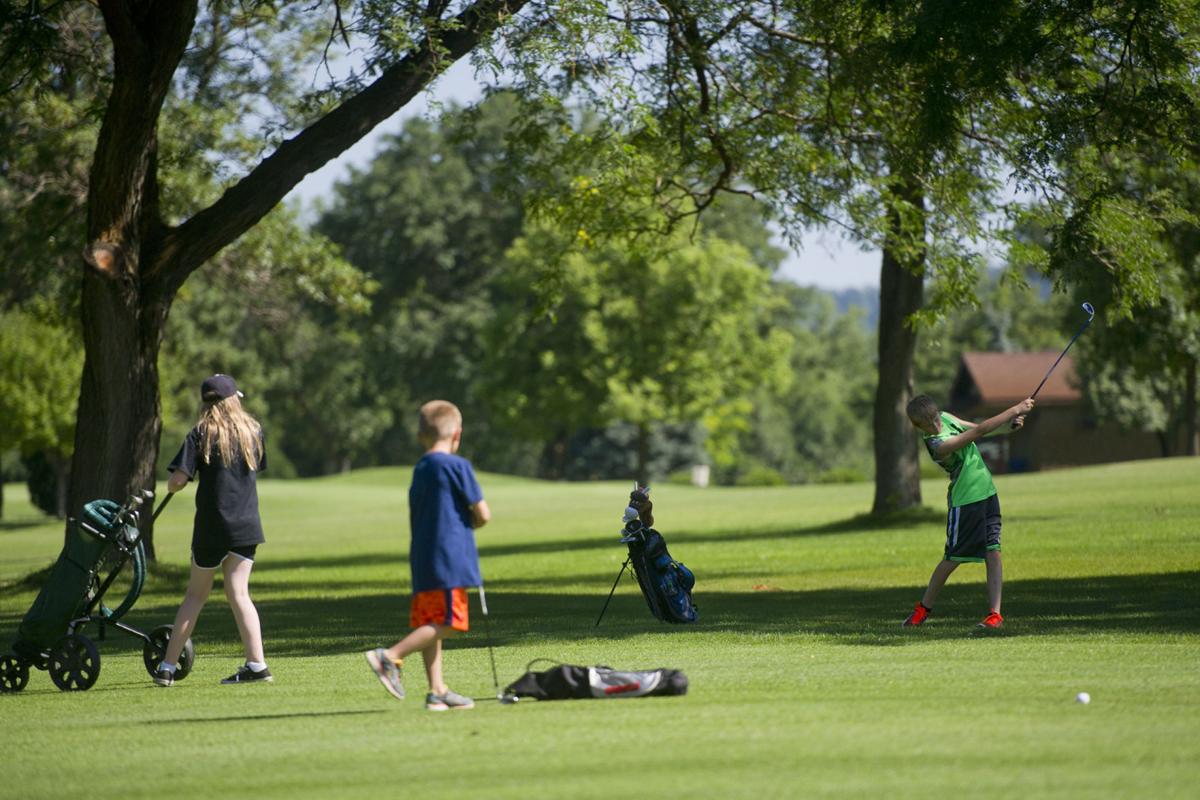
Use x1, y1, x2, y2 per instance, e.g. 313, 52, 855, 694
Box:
946, 351, 1160, 472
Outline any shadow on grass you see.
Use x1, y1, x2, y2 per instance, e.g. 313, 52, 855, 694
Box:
0, 564, 55, 594
155, 709, 386, 725
0, 507, 947, 594
0, 518, 56, 532
481, 507, 947, 558
28, 569, 1183, 659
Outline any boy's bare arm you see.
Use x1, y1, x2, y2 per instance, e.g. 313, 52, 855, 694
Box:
946, 412, 1023, 437
932, 399, 1035, 457
944, 413, 978, 430
471, 499, 491, 528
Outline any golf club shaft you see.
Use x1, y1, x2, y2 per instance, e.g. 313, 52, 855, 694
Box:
1030, 321, 1091, 400
152, 493, 173, 521
479, 585, 501, 696
1012, 304, 1094, 430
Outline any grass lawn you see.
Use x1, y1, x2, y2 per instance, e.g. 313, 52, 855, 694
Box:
2, 459, 1198, 799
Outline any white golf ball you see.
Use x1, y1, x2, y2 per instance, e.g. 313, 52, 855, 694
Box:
1076, 692, 1091, 705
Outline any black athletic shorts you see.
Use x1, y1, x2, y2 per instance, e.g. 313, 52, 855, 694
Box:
192, 542, 258, 570
944, 494, 1001, 563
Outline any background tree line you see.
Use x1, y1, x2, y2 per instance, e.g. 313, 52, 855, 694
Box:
1, 2, 1197, 545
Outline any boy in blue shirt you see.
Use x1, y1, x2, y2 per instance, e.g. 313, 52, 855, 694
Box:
365, 400, 491, 710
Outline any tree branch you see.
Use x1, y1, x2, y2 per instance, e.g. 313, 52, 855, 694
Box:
88, 1, 198, 270
161, 0, 529, 291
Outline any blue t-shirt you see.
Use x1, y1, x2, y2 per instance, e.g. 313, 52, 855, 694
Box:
409, 452, 484, 592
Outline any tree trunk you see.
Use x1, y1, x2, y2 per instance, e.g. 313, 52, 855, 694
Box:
538, 431, 569, 479
66, 1, 529, 559
872, 176, 926, 514
70, 272, 169, 560
66, 2, 197, 556
51, 452, 71, 520
1185, 355, 1198, 457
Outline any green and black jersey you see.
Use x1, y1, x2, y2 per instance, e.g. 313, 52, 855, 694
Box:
923, 412, 997, 508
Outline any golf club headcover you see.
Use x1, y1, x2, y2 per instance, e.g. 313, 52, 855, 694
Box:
629, 487, 653, 527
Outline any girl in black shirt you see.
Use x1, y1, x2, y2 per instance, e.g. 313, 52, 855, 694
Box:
154, 374, 272, 686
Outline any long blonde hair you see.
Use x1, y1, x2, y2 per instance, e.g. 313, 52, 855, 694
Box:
197, 395, 263, 470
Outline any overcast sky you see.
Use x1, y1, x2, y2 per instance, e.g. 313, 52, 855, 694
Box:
285, 60, 881, 290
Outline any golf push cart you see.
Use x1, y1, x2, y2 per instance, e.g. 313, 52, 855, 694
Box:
0, 491, 194, 693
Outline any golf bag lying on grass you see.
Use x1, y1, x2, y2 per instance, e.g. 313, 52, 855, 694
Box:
0, 492, 194, 693
504, 660, 688, 701
595, 486, 697, 626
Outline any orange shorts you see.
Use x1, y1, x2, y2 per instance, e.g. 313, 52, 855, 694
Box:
410, 588, 469, 632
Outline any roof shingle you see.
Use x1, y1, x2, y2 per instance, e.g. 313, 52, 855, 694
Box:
960, 351, 1080, 405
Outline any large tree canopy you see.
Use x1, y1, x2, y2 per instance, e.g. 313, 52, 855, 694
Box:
495, 0, 1200, 510
487, 217, 791, 484
0, 0, 540, 552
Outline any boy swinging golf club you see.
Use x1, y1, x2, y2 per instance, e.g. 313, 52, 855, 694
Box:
903, 394, 1033, 631
903, 300, 1096, 631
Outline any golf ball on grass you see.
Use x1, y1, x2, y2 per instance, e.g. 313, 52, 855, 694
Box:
1076, 691, 1091, 705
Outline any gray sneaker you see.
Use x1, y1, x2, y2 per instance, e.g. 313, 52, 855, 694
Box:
425, 689, 475, 711
364, 648, 405, 700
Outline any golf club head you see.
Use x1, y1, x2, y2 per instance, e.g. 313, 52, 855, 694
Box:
1082, 302, 1095, 320
498, 692, 519, 705
132, 495, 144, 506
142, 489, 155, 499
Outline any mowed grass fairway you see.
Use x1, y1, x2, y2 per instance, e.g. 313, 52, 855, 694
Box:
2, 459, 1198, 799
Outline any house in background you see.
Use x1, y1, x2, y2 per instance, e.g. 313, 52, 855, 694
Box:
945, 352, 1160, 473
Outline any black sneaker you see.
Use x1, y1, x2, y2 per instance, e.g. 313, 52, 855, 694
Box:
153, 668, 174, 687
221, 664, 273, 685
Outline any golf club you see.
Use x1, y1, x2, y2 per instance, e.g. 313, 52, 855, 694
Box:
152, 492, 173, 521
1012, 301, 1095, 428
477, 585, 519, 705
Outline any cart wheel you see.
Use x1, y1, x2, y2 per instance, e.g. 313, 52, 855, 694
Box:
143, 624, 195, 681
48, 634, 101, 691
0, 654, 30, 693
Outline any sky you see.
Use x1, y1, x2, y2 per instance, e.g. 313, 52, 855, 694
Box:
285, 60, 882, 290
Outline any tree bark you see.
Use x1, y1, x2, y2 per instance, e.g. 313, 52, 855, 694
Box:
872, 175, 926, 514
541, 431, 569, 480
1185, 355, 1198, 457
51, 453, 71, 520
68, 1, 530, 558
69, 2, 196, 556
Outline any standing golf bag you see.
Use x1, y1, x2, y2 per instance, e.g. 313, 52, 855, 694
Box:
0, 492, 194, 693
596, 486, 698, 625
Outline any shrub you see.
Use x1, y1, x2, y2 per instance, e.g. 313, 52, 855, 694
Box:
815, 466, 869, 484
735, 465, 787, 487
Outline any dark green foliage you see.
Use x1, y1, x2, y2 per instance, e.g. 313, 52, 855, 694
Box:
158, 210, 377, 478
715, 284, 876, 485
562, 423, 706, 482
313, 94, 532, 474
21, 451, 58, 517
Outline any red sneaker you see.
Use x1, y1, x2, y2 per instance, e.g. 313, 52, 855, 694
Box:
902, 603, 930, 626
976, 610, 1004, 630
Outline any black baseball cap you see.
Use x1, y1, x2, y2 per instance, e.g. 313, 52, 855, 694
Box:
200, 374, 244, 402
